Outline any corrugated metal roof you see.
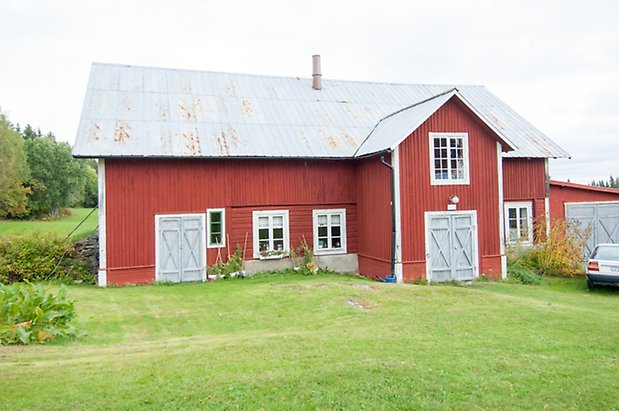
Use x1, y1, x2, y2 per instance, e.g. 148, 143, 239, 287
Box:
73, 63, 570, 159
355, 89, 519, 157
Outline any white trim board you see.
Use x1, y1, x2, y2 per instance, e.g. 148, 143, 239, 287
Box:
564, 200, 619, 206
97, 159, 107, 287
393, 146, 403, 283
497, 142, 507, 279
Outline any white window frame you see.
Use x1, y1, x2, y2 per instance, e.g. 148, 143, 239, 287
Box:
252, 210, 290, 258
504, 201, 534, 244
312, 209, 347, 255
207, 208, 226, 248
429, 132, 470, 186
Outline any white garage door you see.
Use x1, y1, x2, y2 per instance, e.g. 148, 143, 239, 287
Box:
425, 211, 478, 282
156, 214, 206, 283
566, 202, 619, 256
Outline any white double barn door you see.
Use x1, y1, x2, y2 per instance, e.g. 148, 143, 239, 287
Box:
566, 202, 619, 256
156, 214, 206, 283
425, 211, 479, 282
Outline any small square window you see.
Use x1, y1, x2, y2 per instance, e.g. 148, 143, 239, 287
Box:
207, 209, 225, 248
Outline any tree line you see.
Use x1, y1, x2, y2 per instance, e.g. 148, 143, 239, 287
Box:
0, 113, 97, 219
590, 176, 619, 189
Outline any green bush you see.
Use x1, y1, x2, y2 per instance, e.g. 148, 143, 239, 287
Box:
0, 232, 94, 284
507, 261, 542, 285
0, 282, 79, 345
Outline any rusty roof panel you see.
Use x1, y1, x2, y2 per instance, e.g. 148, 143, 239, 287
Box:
73, 63, 569, 159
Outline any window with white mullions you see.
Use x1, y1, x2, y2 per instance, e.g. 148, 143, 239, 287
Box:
313, 209, 347, 255
504, 202, 533, 244
429, 132, 469, 185
207, 208, 225, 248
253, 210, 289, 258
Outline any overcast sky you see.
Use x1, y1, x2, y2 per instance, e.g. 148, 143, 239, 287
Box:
1, 0, 617, 183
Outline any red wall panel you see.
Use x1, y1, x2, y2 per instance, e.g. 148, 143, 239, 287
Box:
549, 181, 619, 220
503, 158, 547, 201
355, 156, 393, 278
104, 158, 358, 284
502, 158, 548, 240
397, 98, 503, 280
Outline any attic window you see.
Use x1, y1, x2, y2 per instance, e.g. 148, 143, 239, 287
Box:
429, 132, 470, 185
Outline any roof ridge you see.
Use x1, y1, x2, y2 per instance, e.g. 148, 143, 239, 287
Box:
90, 62, 485, 89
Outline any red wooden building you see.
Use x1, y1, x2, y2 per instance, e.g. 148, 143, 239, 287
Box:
549, 180, 619, 254
73, 59, 569, 286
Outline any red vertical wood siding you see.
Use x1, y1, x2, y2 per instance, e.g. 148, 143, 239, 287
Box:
503, 158, 546, 200
398, 98, 502, 280
503, 158, 548, 237
355, 156, 393, 278
549, 181, 619, 220
105, 158, 358, 284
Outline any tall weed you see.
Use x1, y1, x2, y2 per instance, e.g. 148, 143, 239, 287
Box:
509, 216, 589, 277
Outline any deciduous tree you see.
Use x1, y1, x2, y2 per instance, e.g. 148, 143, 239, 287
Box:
0, 114, 30, 218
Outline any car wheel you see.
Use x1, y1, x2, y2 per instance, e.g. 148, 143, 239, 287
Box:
586, 278, 595, 289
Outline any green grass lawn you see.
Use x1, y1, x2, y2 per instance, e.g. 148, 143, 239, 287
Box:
0, 208, 98, 239
1, 274, 618, 410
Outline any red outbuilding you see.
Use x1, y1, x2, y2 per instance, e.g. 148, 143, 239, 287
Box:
549, 180, 619, 253
73, 59, 570, 286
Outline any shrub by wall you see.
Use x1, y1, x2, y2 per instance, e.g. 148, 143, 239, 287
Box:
0, 232, 94, 284
506, 217, 589, 278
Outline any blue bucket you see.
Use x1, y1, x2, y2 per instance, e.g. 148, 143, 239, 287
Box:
377, 274, 397, 283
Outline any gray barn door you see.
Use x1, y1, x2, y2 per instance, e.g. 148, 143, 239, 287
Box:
427, 212, 477, 282
157, 214, 205, 282
566, 202, 619, 256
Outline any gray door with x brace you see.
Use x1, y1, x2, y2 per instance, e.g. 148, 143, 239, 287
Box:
425, 211, 478, 282
156, 214, 206, 283
566, 202, 619, 256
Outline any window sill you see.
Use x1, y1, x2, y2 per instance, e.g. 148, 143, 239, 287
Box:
259, 254, 285, 260
506, 241, 533, 247
430, 179, 470, 186
314, 249, 347, 256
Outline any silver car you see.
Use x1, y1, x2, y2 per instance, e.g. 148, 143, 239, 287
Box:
586, 244, 619, 288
